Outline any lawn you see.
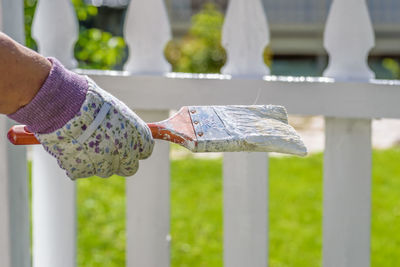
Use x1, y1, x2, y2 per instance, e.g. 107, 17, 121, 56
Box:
76, 148, 400, 266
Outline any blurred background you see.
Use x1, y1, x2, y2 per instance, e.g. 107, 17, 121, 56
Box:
24, 0, 400, 78
23, 1, 400, 266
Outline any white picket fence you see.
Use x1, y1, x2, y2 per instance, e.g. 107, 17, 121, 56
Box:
1, 0, 400, 266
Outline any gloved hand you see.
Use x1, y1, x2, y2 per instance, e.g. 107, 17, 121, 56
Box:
8, 58, 154, 179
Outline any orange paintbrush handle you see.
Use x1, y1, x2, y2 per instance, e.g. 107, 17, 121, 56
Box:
7, 125, 41, 145
8, 107, 196, 147
8, 122, 194, 146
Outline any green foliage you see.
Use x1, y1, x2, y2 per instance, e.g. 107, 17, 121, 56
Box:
382, 58, 400, 79
71, 0, 98, 21
165, 3, 272, 73
165, 3, 226, 73
75, 28, 126, 70
24, 0, 38, 50
23, 0, 125, 70
74, 148, 400, 266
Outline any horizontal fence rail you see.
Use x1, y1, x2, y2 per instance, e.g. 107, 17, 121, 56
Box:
80, 71, 400, 119
1, 0, 400, 266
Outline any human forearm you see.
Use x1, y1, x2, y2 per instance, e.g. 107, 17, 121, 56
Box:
0, 32, 51, 114
3, 32, 154, 179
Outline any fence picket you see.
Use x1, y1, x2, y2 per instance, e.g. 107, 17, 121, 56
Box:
124, 1, 171, 266
323, 0, 374, 266
0, 1, 30, 266
222, 0, 270, 266
32, 0, 78, 68
126, 110, 170, 267
124, 0, 172, 74
31, 1, 78, 266
0, 118, 30, 267
222, 0, 270, 77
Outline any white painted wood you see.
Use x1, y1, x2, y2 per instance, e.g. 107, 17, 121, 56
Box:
323, 118, 371, 267
31, 1, 78, 266
221, 0, 269, 266
0, 1, 30, 266
32, 0, 78, 68
223, 153, 268, 267
32, 147, 76, 267
124, 0, 172, 74
126, 110, 170, 267
323, 1, 374, 266
222, 0, 270, 77
124, 3, 171, 264
324, 0, 374, 81
0, 0, 25, 44
0, 0, 2, 31
79, 72, 400, 119
0, 118, 30, 267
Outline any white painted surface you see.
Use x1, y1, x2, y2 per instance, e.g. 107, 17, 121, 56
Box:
80, 72, 400, 119
0, 1, 30, 266
32, 147, 76, 267
124, 2, 171, 265
323, 118, 371, 267
222, 0, 270, 77
222, 0, 270, 266
323, 0, 374, 266
0, 0, 25, 44
124, 0, 171, 74
0, 119, 30, 267
32, 0, 78, 68
324, 0, 374, 81
31, 0, 78, 266
223, 153, 268, 267
0, 0, 2, 31
126, 110, 170, 267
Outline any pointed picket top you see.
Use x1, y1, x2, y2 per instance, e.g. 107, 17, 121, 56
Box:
124, 0, 172, 74
323, 0, 375, 81
32, 0, 78, 68
222, 0, 270, 77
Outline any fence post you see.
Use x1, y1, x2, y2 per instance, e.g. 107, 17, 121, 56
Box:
222, 0, 270, 266
0, 1, 30, 267
323, 0, 374, 266
124, 1, 172, 266
31, 0, 78, 266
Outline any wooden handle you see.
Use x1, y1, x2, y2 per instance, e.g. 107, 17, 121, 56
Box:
8, 122, 194, 146
8, 107, 196, 146
7, 125, 41, 145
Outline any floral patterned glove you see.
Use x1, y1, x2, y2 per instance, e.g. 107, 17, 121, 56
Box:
9, 58, 154, 179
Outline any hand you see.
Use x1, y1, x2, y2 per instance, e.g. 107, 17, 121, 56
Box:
35, 77, 154, 179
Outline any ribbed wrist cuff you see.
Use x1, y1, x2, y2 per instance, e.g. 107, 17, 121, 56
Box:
8, 58, 88, 134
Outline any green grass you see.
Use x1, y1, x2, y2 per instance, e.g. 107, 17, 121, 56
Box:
75, 148, 400, 266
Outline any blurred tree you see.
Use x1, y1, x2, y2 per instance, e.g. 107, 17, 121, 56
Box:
165, 3, 226, 73
24, 0, 126, 70
382, 58, 400, 79
165, 2, 272, 73
75, 28, 125, 69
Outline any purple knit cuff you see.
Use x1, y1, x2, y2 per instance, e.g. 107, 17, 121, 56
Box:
8, 58, 88, 134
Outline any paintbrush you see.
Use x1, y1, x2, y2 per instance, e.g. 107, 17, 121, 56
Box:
7, 105, 307, 156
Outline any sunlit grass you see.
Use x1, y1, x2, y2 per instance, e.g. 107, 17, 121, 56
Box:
74, 148, 400, 266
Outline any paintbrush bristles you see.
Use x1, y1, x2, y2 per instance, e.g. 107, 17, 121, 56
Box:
188, 105, 307, 156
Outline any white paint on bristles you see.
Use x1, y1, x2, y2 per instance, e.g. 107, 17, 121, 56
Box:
188, 105, 306, 155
